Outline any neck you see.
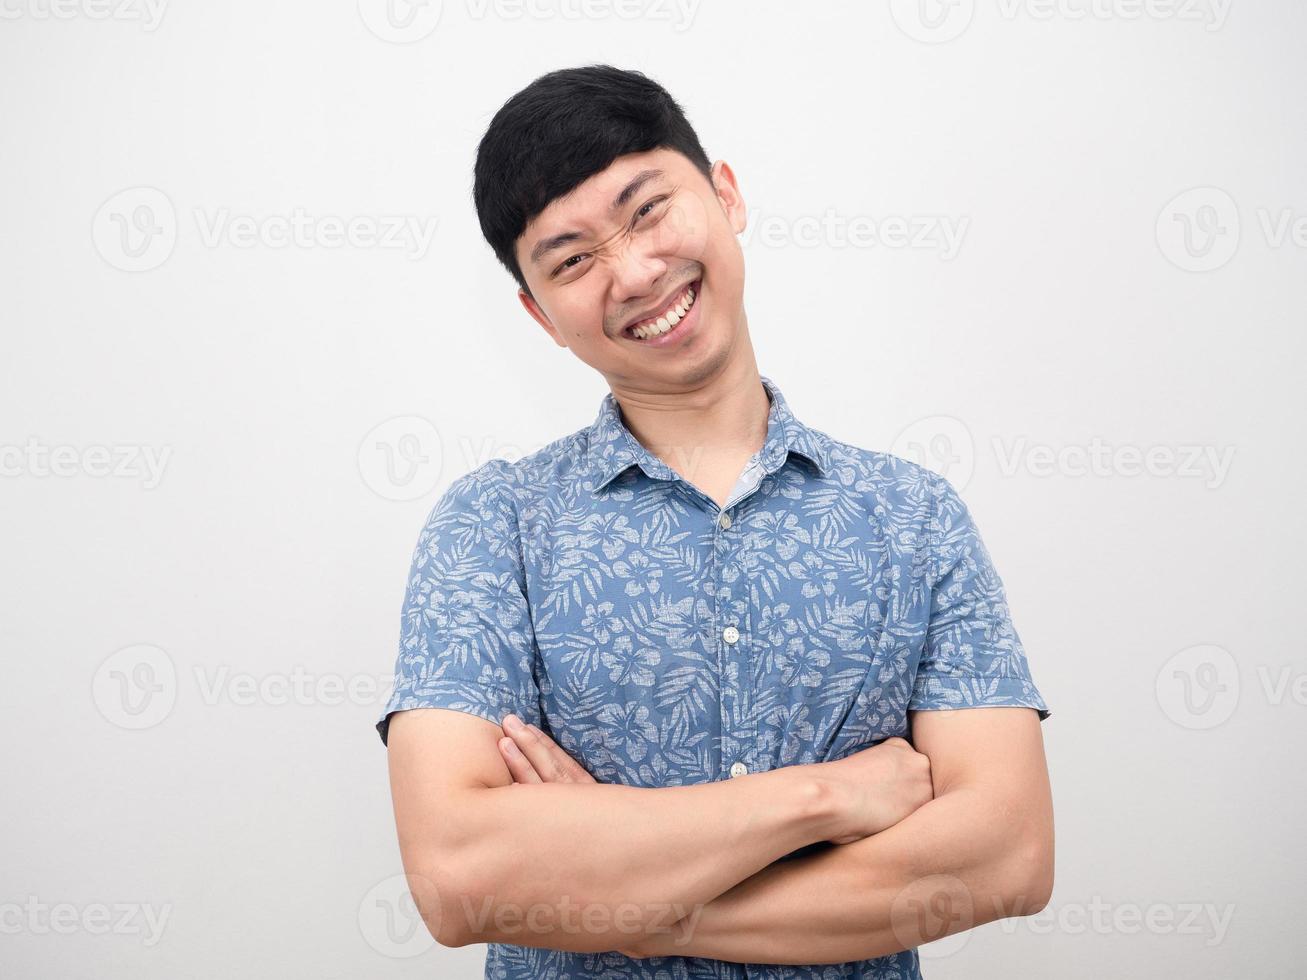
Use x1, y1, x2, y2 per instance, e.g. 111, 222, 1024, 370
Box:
608, 360, 771, 495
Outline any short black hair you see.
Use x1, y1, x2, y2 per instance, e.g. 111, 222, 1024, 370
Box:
473, 64, 713, 295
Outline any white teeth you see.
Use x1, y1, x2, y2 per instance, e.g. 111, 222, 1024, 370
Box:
630, 284, 697, 340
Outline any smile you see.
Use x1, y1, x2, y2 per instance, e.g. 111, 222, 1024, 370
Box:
622, 278, 701, 344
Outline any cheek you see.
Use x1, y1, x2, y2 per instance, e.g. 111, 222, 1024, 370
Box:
650, 194, 713, 266
550, 293, 606, 344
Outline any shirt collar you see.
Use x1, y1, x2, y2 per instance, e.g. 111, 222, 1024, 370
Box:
587, 374, 831, 493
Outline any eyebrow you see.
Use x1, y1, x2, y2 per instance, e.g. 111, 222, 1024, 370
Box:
528, 168, 666, 268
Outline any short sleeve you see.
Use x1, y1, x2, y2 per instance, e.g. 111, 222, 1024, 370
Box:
909, 474, 1050, 721
375, 463, 543, 746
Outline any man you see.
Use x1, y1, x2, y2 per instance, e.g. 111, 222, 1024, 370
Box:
377, 65, 1053, 978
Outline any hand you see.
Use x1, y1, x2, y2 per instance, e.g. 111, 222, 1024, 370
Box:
498, 714, 597, 785
821, 737, 934, 844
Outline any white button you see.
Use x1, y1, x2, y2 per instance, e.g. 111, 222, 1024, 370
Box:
729, 761, 748, 778
722, 625, 740, 644
718, 511, 732, 530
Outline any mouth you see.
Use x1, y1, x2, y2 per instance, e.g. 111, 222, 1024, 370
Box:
620, 277, 702, 347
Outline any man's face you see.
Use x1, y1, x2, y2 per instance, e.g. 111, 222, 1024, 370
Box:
513, 147, 749, 391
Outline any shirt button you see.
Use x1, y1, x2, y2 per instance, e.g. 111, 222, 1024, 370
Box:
729, 761, 748, 778
718, 511, 732, 530
722, 625, 740, 644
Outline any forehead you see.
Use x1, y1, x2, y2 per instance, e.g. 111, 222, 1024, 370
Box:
516, 148, 700, 268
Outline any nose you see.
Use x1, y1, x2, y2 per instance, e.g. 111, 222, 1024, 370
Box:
608, 239, 670, 312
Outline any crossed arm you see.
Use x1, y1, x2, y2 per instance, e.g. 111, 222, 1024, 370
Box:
385, 704, 1053, 962
618, 707, 1054, 963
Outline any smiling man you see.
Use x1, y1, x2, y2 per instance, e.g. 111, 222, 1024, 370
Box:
377, 65, 1054, 978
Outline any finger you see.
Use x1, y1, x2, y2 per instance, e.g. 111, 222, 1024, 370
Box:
498, 736, 542, 784
505, 718, 574, 782
526, 723, 598, 783
539, 725, 596, 783
504, 715, 592, 783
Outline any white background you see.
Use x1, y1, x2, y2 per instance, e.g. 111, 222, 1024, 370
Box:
2, 1, 1303, 976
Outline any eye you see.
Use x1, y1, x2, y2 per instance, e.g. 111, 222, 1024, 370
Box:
634, 196, 668, 222
552, 253, 590, 279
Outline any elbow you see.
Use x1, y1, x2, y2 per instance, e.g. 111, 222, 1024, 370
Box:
401, 852, 487, 949
1006, 831, 1054, 916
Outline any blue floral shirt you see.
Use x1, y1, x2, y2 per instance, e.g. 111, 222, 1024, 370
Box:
377, 374, 1049, 979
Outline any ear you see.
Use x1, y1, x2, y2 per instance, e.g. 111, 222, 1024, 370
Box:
710, 160, 748, 236
518, 287, 568, 348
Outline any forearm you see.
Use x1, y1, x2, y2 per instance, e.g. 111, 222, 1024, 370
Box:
633, 785, 1052, 964
421, 766, 841, 951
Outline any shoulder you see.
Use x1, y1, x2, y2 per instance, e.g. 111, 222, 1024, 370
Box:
492, 425, 593, 503
817, 431, 957, 507
425, 424, 595, 535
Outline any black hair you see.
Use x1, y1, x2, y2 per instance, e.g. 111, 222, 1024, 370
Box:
472, 64, 713, 295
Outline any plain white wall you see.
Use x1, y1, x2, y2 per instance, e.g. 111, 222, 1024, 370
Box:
2, 1, 1303, 976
